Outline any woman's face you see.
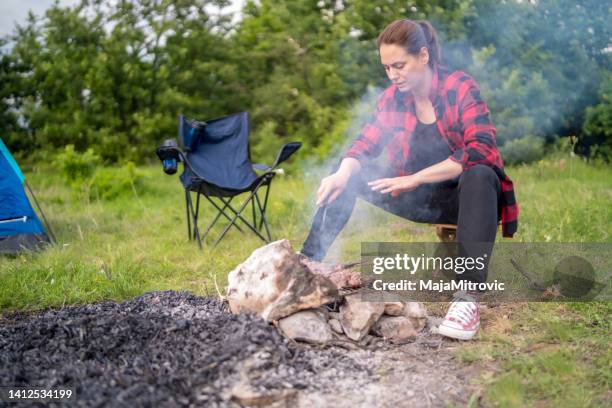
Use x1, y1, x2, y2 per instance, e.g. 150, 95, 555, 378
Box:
379, 43, 429, 93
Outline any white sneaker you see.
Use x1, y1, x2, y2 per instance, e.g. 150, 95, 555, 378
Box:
438, 291, 480, 340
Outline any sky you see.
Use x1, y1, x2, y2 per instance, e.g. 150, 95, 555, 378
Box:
0, 0, 245, 38
0, 0, 81, 37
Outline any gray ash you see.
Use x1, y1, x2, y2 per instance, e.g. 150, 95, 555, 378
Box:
0, 291, 375, 407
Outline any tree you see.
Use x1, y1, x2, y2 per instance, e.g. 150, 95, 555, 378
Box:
1, 0, 609, 163
580, 72, 612, 160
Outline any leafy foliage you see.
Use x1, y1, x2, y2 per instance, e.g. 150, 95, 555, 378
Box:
580, 72, 612, 160
1, 0, 610, 164
88, 162, 145, 201
54, 145, 102, 181
500, 136, 545, 165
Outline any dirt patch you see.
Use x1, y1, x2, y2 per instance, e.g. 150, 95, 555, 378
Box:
0, 291, 480, 407
295, 340, 481, 408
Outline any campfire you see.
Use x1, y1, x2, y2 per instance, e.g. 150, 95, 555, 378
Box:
1, 243, 462, 407
227, 240, 429, 345
0, 291, 377, 406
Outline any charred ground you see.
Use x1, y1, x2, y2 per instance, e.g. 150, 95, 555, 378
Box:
0, 291, 478, 407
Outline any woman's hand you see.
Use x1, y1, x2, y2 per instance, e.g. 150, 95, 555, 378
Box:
316, 171, 351, 206
368, 175, 422, 197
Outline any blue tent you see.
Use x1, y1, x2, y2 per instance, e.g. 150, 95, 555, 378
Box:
0, 138, 53, 254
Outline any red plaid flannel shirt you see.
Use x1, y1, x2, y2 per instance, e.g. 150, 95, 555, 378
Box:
345, 64, 518, 237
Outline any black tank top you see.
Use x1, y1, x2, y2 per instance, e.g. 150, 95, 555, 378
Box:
404, 120, 452, 174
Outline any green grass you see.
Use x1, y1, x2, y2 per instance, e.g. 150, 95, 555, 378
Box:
1, 153, 611, 407
477, 302, 611, 408
0, 164, 316, 309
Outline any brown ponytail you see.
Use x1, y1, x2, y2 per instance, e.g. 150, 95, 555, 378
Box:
377, 19, 441, 67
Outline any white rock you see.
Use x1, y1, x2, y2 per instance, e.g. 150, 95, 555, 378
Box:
339, 293, 385, 341
402, 301, 428, 318
278, 309, 333, 344
226, 240, 338, 321
383, 302, 404, 316
407, 316, 427, 332
402, 302, 427, 331
328, 318, 343, 334
371, 316, 418, 344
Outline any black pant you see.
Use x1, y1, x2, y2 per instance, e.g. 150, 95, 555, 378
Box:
301, 164, 502, 283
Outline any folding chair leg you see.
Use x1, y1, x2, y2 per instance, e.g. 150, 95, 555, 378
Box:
201, 202, 226, 241
212, 180, 270, 246
251, 198, 256, 229
258, 182, 271, 231
215, 200, 270, 244
213, 206, 269, 246
194, 188, 202, 238
201, 196, 245, 241
255, 190, 272, 241
185, 189, 203, 249
185, 189, 192, 241
254, 192, 262, 232
257, 181, 272, 241
215, 198, 246, 233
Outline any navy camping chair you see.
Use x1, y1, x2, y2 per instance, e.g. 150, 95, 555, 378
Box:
156, 112, 301, 248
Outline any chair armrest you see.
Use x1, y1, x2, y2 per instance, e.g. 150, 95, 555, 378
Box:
252, 163, 272, 172
156, 143, 184, 163
156, 139, 188, 175
271, 142, 301, 169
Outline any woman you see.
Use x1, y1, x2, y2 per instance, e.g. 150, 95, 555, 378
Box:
300, 19, 518, 340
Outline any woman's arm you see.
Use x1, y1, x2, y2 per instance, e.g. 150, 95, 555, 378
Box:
368, 158, 462, 196
316, 158, 361, 206
413, 158, 463, 184
449, 74, 500, 170
370, 74, 501, 197
318, 90, 392, 206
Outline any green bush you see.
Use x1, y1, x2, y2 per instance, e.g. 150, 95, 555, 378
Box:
88, 162, 145, 201
54, 145, 102, 181
580, 72, 612, 161
51, 145, 145, 200
250, 120, 284, 167
500, 136, 545, 165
